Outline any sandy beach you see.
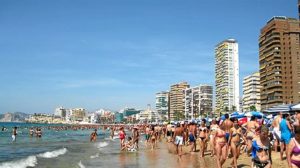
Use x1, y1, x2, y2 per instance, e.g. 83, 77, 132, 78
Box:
147, 139, 290, 168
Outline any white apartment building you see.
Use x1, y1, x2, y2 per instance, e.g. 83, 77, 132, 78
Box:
184, 85, 213, 119
155, 91, 169, 116
243, 72, 261, 112
215, 39, 240, 114
54, 106, 66, 118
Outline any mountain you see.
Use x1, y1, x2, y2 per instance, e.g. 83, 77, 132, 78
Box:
0, 112, 30, 122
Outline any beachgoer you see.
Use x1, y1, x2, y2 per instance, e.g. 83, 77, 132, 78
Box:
288, 125, 300, 168
189, 120, 197, 152
209, 119, 219, 156
229, 118, 245, 168
280, 113, 293, 163
29, 127, 34, 137
119, 127, 126, 149
243, 116, 259, 155
12, 127, 17, 142
173, 122, 184, 156
251, 125, 272, 168
110, 126, 114, 139
166, 123, 172, 142
215, 124, 228, 168
132, 126, 139, 149
90, 129, 98, 142
272, 112, 282, 152
199, 119, 208, 158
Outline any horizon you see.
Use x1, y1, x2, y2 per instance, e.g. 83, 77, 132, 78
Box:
0, 0, 297, 114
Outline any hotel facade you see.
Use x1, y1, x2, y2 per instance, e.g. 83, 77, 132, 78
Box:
169, 82, 189, 120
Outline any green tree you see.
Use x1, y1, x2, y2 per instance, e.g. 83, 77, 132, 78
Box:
232, 105, 236, 112
250, 105, 257, 111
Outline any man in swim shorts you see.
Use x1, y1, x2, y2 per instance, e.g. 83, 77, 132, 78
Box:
173, 122, 184, 156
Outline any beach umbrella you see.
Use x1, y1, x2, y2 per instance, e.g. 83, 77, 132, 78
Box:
238, 117, 247, 125
245, 111, 264, 118
292, 104, 300, 111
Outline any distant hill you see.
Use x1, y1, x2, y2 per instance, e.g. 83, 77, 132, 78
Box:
0, 112, 30, 122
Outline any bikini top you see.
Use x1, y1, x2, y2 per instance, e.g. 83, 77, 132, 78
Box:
292, 138, 300, 155
216, 130, 226, 138
252, 140, 269, 158
199, 127, 207, 132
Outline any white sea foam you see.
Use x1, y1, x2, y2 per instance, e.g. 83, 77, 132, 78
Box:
37, 148, 68, 158
0, 156, 37, 168
78, 160, 85, 168
97, 142, 109, 149
90, 153, 99, 159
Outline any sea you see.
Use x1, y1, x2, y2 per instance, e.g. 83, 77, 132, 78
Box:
0, 122, 184, 168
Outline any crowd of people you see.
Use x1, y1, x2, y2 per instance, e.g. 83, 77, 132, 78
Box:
4, 111, 300, 168
113, 111, 300, 168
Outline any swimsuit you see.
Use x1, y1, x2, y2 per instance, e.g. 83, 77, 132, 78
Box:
280, 119, 292, 144
175, 136, 183, 145
251, 140, 270, 168
291, 138, 300, 168
189, 133, 195, 142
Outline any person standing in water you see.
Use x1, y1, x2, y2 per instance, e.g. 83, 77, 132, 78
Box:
12, 127, 17, 142
29, 127, 34, 138
90, 129, 98, 142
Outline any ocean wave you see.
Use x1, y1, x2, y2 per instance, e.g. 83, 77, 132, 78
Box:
37, 148, 68, 158
97, 142, 109, 149
78, 160, 85, 168
90, 153, 99, 159
0, 156, 37, 168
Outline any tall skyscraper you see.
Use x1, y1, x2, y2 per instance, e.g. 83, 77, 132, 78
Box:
242, 72, 261, 112
184, 85, 213, 119
215, 39, 240, 115
155, 91, 169, 116
259, 16, 300, 110
169, 82, 189, 120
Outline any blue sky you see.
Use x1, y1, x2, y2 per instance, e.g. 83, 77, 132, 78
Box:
0, 0, 297, 113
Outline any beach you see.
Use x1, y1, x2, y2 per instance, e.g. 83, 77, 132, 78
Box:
0, 123, 290, 168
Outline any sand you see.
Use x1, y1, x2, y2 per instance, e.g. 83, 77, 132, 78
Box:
155, 139, 290, 168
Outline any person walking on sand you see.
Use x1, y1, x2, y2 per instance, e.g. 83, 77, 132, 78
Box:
288, 126, 300, 168
199, 119, 208, 158
251, 125, 272, 168
243, 116, 259, 155
272, 112, 282, 152
228, 118, 246, 168
280, 113, 293, 163
214, 124, 228, 168
209, 119, 219, 156
173, 122, 184, 156
12, 127, 17, 142
188, 120, 197, 152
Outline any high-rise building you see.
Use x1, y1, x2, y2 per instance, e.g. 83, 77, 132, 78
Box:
169, 82, 189, 120
184, 85, 213, 119
70, 108, 86, 121
54, 106, 66, 118
242, 72, 261, 112
155, 91, 169, 116
298, 0, 300, 19
259, 16, 300, 110
215, 39, 240, 115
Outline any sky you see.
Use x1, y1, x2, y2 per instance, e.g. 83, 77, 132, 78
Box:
0, 0, 297, 113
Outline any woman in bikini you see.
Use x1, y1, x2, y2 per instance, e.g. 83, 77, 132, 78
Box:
288, 126, 300, 168
229, 118, 245, 168
199, 119, 208, 158
215, 124, 228, 168
209, 119, 219, 156
243, 116, 259, 154
119, 127, 126, 149
251, 125, 272, 168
